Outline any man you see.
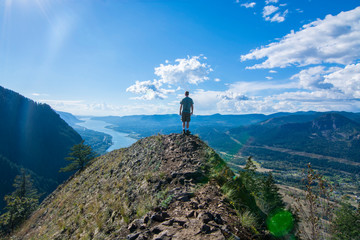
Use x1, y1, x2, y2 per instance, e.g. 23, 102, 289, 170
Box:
179, 91, 194, 135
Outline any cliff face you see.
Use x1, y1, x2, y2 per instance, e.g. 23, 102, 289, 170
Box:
12, 134, 263, 240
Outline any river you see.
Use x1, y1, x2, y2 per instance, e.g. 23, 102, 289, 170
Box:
76, 118, 137, 152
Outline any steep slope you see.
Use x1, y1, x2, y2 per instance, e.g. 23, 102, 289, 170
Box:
0, 86, 82, 210
12, 134, 268, 240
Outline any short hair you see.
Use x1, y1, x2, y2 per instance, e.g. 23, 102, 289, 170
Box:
185, 91, 189, 96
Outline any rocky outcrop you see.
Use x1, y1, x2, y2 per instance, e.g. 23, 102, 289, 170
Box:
125, 183, 254, 240
11, 134, 263, 240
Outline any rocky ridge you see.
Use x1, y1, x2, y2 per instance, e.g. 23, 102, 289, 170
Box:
11, 134, 264, 240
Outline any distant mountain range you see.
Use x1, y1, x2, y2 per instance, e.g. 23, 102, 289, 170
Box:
0, 86, 82, 211
229, 113, 360, 171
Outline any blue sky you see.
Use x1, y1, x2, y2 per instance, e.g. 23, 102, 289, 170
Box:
0, 0, 359, 116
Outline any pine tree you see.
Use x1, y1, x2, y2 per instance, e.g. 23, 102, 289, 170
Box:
239, 156, 259, 195
13, 170, 39, 199
262, 173, 285, 215
0, 170, 39, 235
60, 140, 96, 172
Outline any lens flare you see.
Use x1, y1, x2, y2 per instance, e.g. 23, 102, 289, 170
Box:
266, 209, 294, 237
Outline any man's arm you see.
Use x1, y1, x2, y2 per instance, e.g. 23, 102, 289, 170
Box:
179, 104, 183, 115
191, 104, 194, 115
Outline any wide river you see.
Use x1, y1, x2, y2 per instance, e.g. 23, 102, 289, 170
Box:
76, 118, 137, 152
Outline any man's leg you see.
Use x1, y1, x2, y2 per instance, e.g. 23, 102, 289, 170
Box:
186, 121, 190, 135
182, 121, 186, 134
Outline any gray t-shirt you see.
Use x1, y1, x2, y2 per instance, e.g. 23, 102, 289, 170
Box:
180, 97, 194, 113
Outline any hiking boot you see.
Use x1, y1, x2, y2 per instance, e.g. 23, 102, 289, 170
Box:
186, 130, 191, 135
182, 129, 186, 135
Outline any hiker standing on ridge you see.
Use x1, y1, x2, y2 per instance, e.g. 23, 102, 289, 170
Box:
179, 91, 194, 135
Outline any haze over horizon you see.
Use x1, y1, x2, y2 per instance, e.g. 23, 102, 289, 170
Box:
1, 0, 360, 116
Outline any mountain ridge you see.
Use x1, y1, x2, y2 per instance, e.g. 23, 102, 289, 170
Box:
11, 134, 273, 240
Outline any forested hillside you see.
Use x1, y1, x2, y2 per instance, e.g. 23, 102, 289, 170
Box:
0, 86, 82, 210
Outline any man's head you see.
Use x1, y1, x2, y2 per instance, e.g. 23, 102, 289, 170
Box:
185, 91, 189, 96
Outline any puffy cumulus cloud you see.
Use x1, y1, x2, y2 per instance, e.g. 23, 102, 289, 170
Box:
127, 55, 212, 100
154, 55, 212, 85
324, 63, 360, 98
290, 63, 360, 99
241, 6, 360, 69
126, 80, 174, 100
241, 2, 256, 8
291, 66, 340, 90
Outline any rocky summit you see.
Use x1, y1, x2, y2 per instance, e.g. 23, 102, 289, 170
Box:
11, 134, 263, 240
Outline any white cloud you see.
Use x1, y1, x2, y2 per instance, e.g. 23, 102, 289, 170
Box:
218, 91, 249, 101
269, 70, 277, 73
241, 2, 256, 8
126, 80, 175, 100
127, 55, 212, 100
192, 87, 360, 114
324, 63, 360, 98
214, 78, 221, 82
265, 76, 273, 80
265, 0, 279, 4
267, 9, 288, 23
241, 6, 360, 69
31, 92, 49, 97
188, 63, 360, 114
263, 5, 279, 17
291, 66, 340, 90
262, 5, 288, 23
154, 55, 212, 85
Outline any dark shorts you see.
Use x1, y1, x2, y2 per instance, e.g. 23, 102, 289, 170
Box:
182, 112, 191, 122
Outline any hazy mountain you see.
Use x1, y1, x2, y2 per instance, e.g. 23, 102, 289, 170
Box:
57, 111, 84, 126
0, 86, 82, 210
